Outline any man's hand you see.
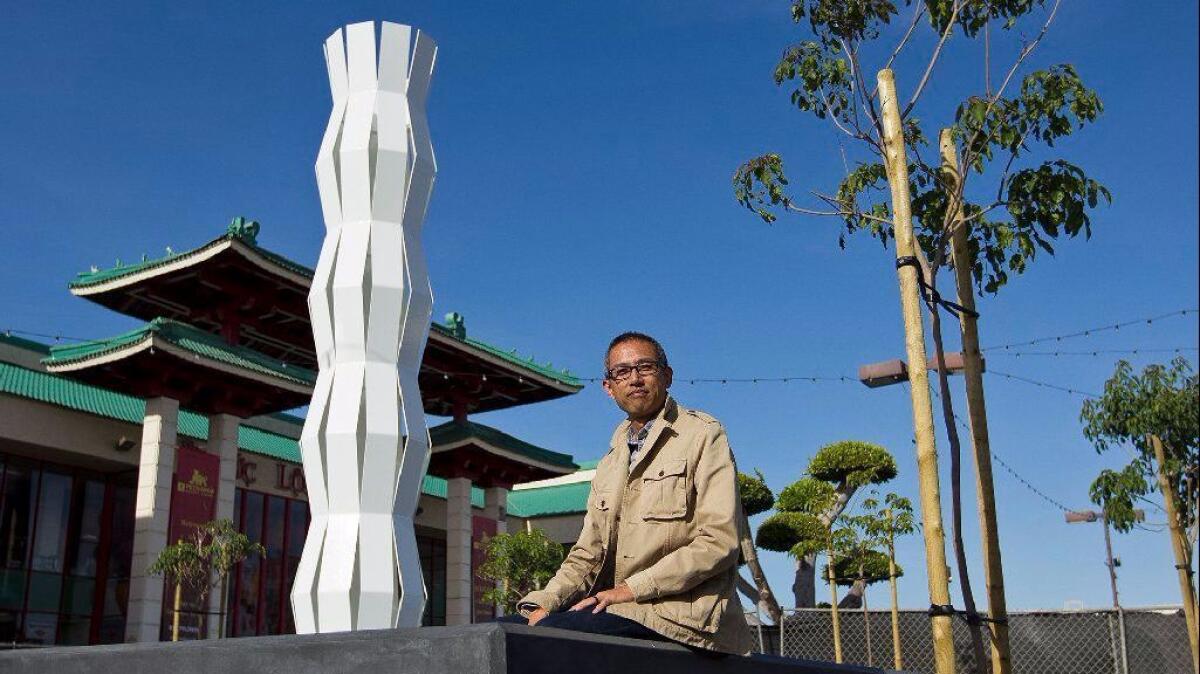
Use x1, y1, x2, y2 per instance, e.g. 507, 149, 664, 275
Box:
569, 583, 635, 614
527, 607, 549, 626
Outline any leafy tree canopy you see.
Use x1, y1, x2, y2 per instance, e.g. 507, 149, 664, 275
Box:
777, 477, 838, 514
828, 548, 902, 587
809, 440, 898, 486
739, 469, 776, 517
1081, 357, 1199, 534
734, 0, 1110, 295
757, 511, 827, 558
479, 528, 565, 614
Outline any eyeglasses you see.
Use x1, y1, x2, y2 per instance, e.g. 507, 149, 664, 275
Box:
605, 360, 664, 382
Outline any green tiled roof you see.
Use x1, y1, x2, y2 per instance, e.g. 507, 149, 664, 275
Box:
66, 223, 580, 389
575, 459, 600, 470
0, 360, 299, 460
429, 322, 582, 388
69, 229, 312, 290
44, 318, 316, 388
508, 481, 592, 517
429, 419, 576, 470
0, 332, 52, 355
0, 359, 487, 505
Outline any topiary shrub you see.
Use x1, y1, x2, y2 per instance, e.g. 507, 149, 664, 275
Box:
809, 440, 898, 487
776, 477, 837, 514
756, 511, 825, 556
828, 549, 902, 587
738, 469, 775, 517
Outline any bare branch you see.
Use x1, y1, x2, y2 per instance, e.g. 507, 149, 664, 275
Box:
818, 86, 864, 140
784, 204, 893, 227
884, 2, 927, 73
984, 19, 992, 97
903, 0, 965, 119
961, 0, 1063, 174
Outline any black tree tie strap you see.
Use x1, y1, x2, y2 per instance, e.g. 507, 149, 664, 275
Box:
896, 255, 981, 319
928, 603, 957, 617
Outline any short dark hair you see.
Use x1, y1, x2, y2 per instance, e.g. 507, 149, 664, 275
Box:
605, 331, 669, 371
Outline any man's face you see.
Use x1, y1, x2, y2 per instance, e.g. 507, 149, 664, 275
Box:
602, 339, 673, 422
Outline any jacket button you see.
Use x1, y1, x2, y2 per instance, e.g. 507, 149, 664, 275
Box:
658, 470, 664, 477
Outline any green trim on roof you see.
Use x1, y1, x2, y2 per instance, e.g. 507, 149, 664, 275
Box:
430, 321, 582, 388
0, 360, 489, 505
430, 419, 576, 470
575, 459, 600, 470
65, 225, 580, 389
508, 481, 592, 518
421, 474, 486, 508
69, 230, 313, 290
0, 360, 299, 461
0, 332, 52, 355
44, 318, 316, 388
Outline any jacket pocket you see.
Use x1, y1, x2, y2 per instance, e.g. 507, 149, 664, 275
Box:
653, 579, 726, 634
641, 458, 688, 520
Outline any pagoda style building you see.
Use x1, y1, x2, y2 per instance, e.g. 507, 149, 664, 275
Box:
42, 218, 582, 639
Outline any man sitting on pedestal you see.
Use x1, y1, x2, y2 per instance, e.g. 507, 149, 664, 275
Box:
498, 332, 754, 655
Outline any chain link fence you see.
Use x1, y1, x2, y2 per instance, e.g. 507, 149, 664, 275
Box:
746, 606, 1192, 674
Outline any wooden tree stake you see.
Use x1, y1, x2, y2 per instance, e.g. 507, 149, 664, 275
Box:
888, 510, 904, 671
1150, 434, 1199, 673
942, 128, 1013, 674
877, 68, 957, 674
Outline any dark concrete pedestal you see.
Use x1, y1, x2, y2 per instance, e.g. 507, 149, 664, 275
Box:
0, 623, 899, 674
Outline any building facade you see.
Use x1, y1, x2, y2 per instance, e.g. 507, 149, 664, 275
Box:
0, 221, 592, 646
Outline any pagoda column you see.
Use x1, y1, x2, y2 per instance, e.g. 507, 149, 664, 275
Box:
206, 412, 241, 638
126, 396, 179, 643
483, 486, 507, 535
483, 485, 508, 617
445, 477, 473, 625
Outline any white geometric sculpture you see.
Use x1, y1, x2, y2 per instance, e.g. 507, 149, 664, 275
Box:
291, 21, 437, 633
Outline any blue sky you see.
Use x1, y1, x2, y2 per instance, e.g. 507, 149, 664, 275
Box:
2, 2, 1196, 611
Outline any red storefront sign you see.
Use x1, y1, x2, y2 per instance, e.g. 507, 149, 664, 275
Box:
169, 443, 219, 544
472, 516, 498, 621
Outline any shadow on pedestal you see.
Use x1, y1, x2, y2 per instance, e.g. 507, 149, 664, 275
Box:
0, 622, 903, 674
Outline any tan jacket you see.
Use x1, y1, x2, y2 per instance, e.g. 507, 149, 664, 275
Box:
520, 398, 755, 655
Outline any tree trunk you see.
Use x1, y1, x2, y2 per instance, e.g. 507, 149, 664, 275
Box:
738, 512, 783, 623
1150, 434, 1199, 673
827, 541, 843, 664
838, 579, 866, 609
792, 484, 859, 608
861, 570, 874, 668
928, 284, 989, 674
793, 555, 818, 608
888, 525, 903, 671
172, 581, 182, 642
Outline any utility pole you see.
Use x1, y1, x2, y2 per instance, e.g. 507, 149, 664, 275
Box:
877, 68, 957, 674
1064, 509, 1142, 609
942, 128, 1012, 674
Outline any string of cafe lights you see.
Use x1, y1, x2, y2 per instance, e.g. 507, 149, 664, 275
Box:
927, 385, 1075, 514
985, 369, 1100, 398
991, 347, 1197, 358
981, 308, 1196, 352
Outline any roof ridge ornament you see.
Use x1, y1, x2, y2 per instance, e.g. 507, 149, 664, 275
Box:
444, 311, 466, 339
226, 216, 261, 245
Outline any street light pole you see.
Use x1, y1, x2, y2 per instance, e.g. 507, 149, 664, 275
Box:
1064, 509, 1143, 609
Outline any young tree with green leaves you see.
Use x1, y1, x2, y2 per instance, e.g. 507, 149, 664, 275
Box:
733, 3, 1110, 672
1082, 357, 1199, 672
148, 518, 264, 641
857, 492, 917, 670
478, 528, 565, 615
755, 440, 897, 663
737, 469, 784, 623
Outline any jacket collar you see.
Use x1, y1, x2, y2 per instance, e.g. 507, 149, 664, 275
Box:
609, 396, 678, 466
